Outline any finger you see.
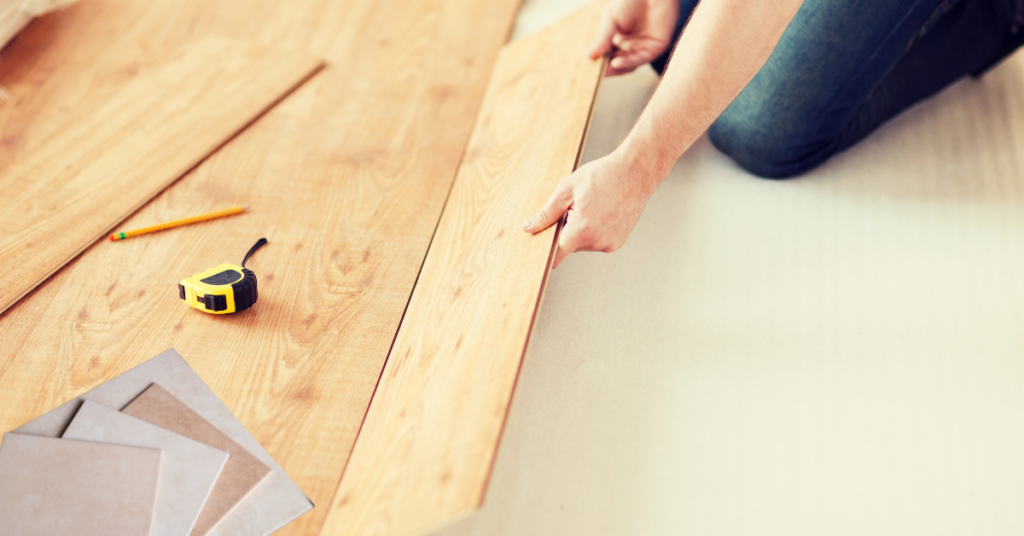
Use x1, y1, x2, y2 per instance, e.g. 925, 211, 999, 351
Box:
606, 57, 635, 76
614, 35, 637, 53
607, 51, 652, 76
522, 182, 573, 233
587, 9, 617, 59
552, 215, 582, 268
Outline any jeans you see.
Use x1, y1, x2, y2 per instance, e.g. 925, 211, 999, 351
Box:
651, 0, 1024, 178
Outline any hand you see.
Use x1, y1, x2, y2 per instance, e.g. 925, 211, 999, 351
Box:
521, 151, 660, 268
588, 0, 680, 76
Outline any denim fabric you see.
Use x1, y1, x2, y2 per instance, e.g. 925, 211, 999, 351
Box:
653, 0, 1023, 178
650, 0, 701, 75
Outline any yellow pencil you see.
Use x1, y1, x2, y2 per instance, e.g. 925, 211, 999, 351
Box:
109, 206, 249, 241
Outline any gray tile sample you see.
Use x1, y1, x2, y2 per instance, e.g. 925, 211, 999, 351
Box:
0, 433, 161, 536
63, 400, 229, 536
12, 348, 314, 536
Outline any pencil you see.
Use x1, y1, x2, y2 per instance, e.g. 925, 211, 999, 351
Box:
109, 206, 249, 241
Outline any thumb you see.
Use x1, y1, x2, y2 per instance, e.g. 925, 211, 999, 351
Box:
522, 182, 573, 233
552, 215, 580, 268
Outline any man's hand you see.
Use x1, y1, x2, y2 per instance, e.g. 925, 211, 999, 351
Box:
589, 0, 680, 76
527, 0, 802, 268
521, 150, 660, 268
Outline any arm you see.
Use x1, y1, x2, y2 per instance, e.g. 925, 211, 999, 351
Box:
522, 0, 804, 267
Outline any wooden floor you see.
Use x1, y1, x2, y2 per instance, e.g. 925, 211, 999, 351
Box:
0, 0, 523, 534
322, 5, 603, 535
0, 37, 322, 315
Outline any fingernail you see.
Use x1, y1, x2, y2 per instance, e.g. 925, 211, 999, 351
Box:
521, 219, 531, 230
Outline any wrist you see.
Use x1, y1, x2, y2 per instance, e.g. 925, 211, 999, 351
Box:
614, 132, 674, 194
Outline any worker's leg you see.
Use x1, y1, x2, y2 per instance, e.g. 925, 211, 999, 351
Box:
700, 0, 1018, 178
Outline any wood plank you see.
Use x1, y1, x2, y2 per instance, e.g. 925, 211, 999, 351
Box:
322, 4, 605, 535
0, 36, 323, 314
0, 0, 523, 534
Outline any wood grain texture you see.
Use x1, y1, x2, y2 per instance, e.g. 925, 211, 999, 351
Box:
0, 36, 322, 314
323, 4, 605, 535
0, 0, 522, 534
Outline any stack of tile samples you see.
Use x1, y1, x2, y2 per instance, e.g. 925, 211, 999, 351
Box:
0, 349, 312, 536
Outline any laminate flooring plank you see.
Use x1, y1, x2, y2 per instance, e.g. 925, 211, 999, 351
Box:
0, 0, 523, 534
322, 4, 604, 535
0, 36, 323, 314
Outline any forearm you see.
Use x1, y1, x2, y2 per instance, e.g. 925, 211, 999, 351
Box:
618, 0, 804, 186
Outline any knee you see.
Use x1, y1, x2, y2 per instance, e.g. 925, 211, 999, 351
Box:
708, 107, 839, 180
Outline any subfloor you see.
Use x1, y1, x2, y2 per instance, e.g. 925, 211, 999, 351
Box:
437, 0, 1024, 534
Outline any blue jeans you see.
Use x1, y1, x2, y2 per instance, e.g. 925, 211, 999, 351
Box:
652, 0, 1024, 178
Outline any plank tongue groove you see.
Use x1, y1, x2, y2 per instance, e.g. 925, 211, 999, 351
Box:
322, 3, 605, 535
0, 36, 323, 315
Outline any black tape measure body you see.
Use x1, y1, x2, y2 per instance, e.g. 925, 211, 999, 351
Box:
179, 238, 267, 314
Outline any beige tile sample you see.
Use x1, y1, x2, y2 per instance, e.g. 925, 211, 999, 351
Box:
63, 400, 229, 536
0, 432, 161, 536
12, 349, 312, 536
122, 383, 273, 536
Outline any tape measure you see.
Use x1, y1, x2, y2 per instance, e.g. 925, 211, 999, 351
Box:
178, 238, 267, 314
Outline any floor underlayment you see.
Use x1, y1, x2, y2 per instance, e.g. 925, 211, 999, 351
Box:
436, 0, 1024, 535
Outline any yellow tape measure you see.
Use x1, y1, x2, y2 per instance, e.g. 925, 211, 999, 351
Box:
178, 238, 267, 314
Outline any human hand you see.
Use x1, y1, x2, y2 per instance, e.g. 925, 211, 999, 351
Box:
521, 151, 661, 268
588, 0, 680, 76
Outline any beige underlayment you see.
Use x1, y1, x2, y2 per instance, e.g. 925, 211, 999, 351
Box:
435, 0, 1024, 535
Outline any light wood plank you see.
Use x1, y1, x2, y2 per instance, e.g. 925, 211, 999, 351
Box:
0, 36, 323, 314
0, 1, 522, 534
322, 4, 605, 535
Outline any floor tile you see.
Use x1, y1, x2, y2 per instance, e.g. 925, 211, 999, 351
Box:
63, 400, 229, 536
0, 433, 161, 536
12, 349, 311, 536
122, 383, 273, 536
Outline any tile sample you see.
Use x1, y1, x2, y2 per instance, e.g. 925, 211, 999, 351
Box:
62, 400, 229, 536
121, 384, 273, 536
12, 349, 312, 536
324, 3, 606, 535
0, 432, 161, 536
